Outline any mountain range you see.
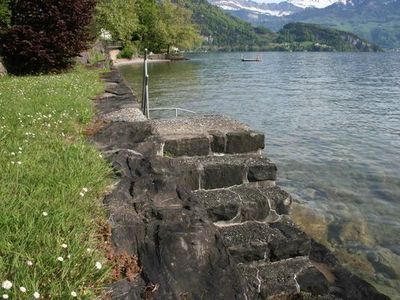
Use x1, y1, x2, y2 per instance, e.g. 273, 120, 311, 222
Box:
208, 0, 400, 48
175, 0, 380, 52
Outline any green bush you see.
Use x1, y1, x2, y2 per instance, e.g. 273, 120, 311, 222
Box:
0, 0, 96, 75
117, 44, 135, 59
88, 48, 107, 65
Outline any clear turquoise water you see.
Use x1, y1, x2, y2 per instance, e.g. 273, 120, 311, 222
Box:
119, 52, 400, 297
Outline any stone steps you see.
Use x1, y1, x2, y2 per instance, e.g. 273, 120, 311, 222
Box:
173, 154, 277, 190
151, 116, 265, 157
238, 256, 331, 299
218, 219, 311, 264
219, 232, 333, 300
162, 116, 318, 298
190, 184, 292, 223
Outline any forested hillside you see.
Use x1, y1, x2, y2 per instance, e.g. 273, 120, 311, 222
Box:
213, 0, 400, 49
173, 0, 380, 52
275, 23, 382, 52
286, 0, 400, 49
174, 0, 271, 50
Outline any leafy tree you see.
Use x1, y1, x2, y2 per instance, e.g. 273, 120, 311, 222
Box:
96, 0, 138, 45
159, 0, 200, 53
0, 0, 11, 30
94, 0, 200, 54
0, 0, 97, 75
133, 0, 167, 52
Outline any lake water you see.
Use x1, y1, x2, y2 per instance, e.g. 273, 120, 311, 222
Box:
119, 52, 400, 298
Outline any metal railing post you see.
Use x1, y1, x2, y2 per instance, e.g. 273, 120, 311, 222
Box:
141, 49, 150, 119
141, 50, 146, 113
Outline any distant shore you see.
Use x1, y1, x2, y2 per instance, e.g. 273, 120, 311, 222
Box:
109, 49, 191, 66
113, 57, 171, 66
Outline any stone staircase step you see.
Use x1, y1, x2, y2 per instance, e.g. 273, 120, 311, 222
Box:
238, 256, 327, 299
173, 154, 277, 190
190, 184, 292, 223
218, 219, 310, 264
90, 121, 162, 156
163, 134, 211, 157
151, 116, 265, 156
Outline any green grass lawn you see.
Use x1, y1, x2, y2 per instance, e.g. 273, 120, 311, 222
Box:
0, 67, 112, 299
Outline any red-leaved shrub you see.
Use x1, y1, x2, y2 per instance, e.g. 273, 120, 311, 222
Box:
0, 0, 96, 75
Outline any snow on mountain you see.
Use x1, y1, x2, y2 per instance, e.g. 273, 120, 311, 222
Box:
287, 0, 349, 9
208, 0, 349, 17
209, 0, 302, 16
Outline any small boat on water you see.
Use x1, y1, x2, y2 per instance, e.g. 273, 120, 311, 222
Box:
241, 55, 262, 62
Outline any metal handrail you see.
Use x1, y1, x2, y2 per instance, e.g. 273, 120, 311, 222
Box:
149, 107, 196, 118
141, 49, 150, 118
141, 49, 196, 119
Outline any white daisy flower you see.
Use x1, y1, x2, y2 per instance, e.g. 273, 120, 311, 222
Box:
1, 281, 12, 290
95, 261, 102, 270
27, 260, 33, 266
71, 291, 77, 297
2, 294, 8, 299
57, 257, 64, 262
33, 291, 40, 299
42, 212, 48, 217
61, 244, 68, 249
20, 286, 27, 293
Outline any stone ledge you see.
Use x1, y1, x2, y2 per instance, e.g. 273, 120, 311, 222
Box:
219, 220, 310, 263
190, 184, 292, 223
173, 154, 277, 189
152, 116, 265, 156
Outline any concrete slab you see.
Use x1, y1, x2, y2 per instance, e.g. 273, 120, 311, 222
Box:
152, 116, 265, 156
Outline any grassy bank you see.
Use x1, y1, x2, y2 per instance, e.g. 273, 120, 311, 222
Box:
0, 67, 112, 299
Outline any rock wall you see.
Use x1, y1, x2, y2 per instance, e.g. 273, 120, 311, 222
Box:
0, 61, 7, 77
90, 68, 391, 300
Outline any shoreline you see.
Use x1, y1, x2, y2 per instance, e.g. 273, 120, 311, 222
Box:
109, 49, 173, 66
112, 57, 171, 66
91, 67, 390, 299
